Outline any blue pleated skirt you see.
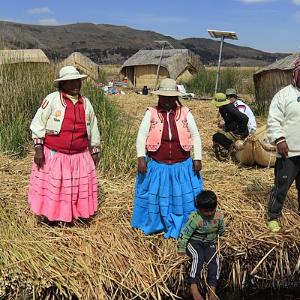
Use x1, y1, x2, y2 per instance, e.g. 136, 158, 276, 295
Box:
131, 157, 203, 238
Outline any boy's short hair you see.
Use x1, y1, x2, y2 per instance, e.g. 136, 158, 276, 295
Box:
196, 190, 217, 210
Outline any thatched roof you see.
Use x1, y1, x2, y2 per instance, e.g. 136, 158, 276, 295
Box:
0, 49, 49, 65
253, 52, 297, 113
121, 49, 204, 79
60, 52, 100, 81
254, 52, 298, 76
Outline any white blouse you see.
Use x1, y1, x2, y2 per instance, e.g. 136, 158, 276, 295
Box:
136, 110, 202, 160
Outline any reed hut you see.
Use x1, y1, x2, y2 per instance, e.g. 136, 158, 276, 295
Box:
120, 49, 204, 88
60, 52, 100, 81
253, 52, 297, 113
0, 49, 49, 65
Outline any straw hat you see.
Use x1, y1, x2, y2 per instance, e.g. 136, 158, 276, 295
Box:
54, 66, 88, 86
151, 78, 182, 97
211, 92, 230, 107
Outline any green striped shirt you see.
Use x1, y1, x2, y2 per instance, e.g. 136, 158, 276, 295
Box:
178, 209, 225, 253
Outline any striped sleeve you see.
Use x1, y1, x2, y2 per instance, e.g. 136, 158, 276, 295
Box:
30, 96, 53, 141
177, 212, 199, 253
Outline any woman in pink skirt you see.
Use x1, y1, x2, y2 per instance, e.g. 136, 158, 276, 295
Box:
28, 66, 100, 224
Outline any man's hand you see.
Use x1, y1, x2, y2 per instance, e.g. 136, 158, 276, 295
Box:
137, 157, 147, 174
193, 160, 202, 172
34, 146, 45, 170
218, 119, 225, 129
92, 152, 100, 167
277, 140, 289, 158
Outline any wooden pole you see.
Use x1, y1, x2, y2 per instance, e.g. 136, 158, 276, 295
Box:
154, 43, 165, 90
214, 35, 225, 94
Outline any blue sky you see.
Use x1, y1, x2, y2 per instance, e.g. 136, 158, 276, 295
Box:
1, 0, 299, 53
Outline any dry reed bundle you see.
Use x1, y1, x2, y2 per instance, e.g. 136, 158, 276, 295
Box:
1, 95, 299, 299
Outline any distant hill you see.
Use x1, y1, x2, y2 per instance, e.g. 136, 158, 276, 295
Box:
0, 21, 289, 66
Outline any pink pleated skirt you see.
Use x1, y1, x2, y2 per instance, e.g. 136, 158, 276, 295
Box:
28, 147, 98, 222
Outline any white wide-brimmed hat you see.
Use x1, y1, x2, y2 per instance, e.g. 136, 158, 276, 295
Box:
54, 66, 88, 86
151, 78, 182, 97
225, 88, 237, 96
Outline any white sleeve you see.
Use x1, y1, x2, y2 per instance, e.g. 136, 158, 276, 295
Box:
187, 112, 202, 160
30, 97, 53, 140
136, 110, 151, 157
87, 101, 101, 148
267, 90, 286, 144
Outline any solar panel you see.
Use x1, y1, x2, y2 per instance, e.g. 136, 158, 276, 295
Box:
208, 30, 238, 40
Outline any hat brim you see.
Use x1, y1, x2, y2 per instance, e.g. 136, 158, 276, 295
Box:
211, 99, 231, 107
151, 90, 183, 97
54, 74, 88, 87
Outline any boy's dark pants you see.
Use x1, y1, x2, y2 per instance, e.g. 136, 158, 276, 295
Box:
186, 240, 219, 286
268, 156, 300, 219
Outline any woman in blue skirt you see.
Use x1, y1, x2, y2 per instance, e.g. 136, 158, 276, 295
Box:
131, 78, 203, 238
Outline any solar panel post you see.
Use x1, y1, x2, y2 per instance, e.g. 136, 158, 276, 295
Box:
207, 30, 238, 95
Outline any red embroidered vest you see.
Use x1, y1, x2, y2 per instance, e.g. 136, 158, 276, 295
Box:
146, 106, 193, 152
44, 96, 88, 154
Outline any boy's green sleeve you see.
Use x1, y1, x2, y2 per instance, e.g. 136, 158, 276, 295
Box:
177, 213, 198, 253
218, 215, 225, 236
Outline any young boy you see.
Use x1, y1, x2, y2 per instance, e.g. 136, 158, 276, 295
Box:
178, 190, 225, 300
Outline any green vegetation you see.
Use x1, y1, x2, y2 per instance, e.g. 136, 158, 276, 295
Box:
186, 67, 256, 97
0, 64, 55, 156
0, 63, 135, 174
82, 84, 135, 174
252, 88, 270, 116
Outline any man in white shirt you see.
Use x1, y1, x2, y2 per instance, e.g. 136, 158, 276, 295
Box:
225, 88, 257, 135
266, 57, 300, 232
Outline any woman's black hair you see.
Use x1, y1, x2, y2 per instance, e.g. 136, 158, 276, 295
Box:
196, 190, 217, 210
177, 98, 183, 106
226, 94, 237, 99
58, 81, 63, 91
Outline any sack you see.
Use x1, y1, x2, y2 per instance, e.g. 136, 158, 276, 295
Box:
232, 125, 276, 167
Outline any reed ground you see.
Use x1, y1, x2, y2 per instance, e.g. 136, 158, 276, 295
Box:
1, 91, 300, 299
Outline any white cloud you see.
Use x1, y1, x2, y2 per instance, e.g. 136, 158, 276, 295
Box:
293, 0, 300, 5
28, 7, 52, 15
294, 10, 300, 21
37, 18, 59, 25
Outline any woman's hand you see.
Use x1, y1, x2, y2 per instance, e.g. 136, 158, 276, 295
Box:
92, 153, 100, 167
193, 160, 202, 172
34, 146, 45, 170
137, 157, 147, 174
